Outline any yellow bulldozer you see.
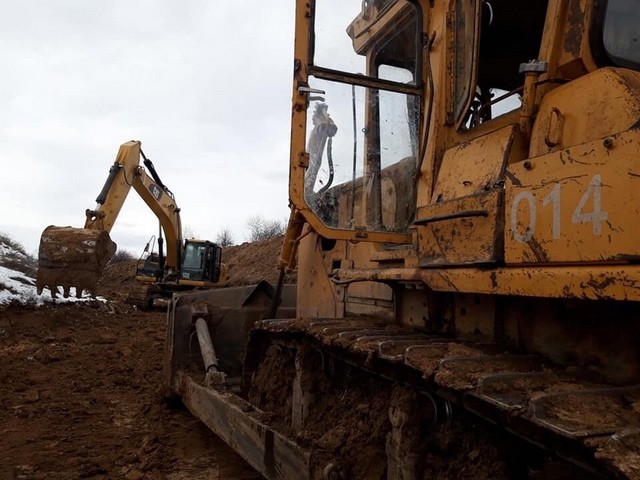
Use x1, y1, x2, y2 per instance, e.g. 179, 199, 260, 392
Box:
164, 0, 640, 478
37, 141, 225, 305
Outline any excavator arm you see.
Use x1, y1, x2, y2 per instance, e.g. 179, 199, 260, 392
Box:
83, 141, 183, 270
36, 141, 183, 297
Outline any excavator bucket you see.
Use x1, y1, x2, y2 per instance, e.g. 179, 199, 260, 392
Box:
36, 226, 116, 298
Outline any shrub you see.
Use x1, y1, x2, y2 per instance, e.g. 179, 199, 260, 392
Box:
216, 228, 235, 247
246, 216, 285, 242
110, 249, 136, 263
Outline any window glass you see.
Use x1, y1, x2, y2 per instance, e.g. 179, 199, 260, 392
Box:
305, 0, 421, 234
304, 78, 418, 232
464, 88, 522, 129
183, 244, 204, 269
603, 0, 640, 69
454, 0, 477, 121
314, 0, 418, 83
458, 0, 547, 129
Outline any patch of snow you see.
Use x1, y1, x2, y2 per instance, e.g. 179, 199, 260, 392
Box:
0, 244, 16, 257
0, 266, 105, 307
0, 242, 29, 260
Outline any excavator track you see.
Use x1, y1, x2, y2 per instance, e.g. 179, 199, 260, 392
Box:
234, 317, 640, 479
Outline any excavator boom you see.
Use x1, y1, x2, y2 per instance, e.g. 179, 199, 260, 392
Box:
36, 141, 183, 297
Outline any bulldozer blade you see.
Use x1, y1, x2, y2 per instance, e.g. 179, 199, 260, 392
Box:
165, 282, 297, 380
36, 226, 117, 298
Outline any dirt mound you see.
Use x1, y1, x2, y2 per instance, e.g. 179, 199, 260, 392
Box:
222, 235, 296, 286
95, 259, 139, 301
95, 236, 296, 299
0, 233, 37, 278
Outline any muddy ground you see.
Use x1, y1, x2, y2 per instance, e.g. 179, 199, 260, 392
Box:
0, 238, 291, 480
0, 303, 262, 480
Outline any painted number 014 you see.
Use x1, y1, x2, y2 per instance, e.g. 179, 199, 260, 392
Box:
511, 175, 608, 243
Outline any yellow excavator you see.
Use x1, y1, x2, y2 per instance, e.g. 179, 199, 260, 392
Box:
36, 141, 224, 304
165, 0, 640, 478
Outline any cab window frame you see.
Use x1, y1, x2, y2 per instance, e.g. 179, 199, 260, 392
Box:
308, 0, 424, 98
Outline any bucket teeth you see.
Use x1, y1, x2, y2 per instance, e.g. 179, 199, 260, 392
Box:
41, 283, 88, 298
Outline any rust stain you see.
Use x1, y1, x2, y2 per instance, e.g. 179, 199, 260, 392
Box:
527, 237, 549, 263
489, 271, 498, 289
612, 253, 640, 262
505, 171, 522, 187
587, 275, 616, 291
580, 275, 618, 300
563, 0, 584, 56
564, 152, 589, 165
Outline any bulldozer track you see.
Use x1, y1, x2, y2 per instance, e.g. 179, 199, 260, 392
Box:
247, 317, 640, 479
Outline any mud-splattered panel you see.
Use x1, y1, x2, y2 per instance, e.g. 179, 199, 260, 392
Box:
505, 129, 640, 264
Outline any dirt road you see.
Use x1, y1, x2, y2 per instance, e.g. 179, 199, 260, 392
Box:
0, 301, 262, 480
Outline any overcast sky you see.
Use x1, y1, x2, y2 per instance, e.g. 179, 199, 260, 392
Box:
0, 0, 295, 255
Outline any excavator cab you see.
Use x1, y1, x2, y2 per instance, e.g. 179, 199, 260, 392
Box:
180, 240, 222, 283
134, 239, 223, 309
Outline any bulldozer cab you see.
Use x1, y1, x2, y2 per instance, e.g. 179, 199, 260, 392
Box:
289, 0, 550, 242
180, 240, 222, 283
290, 0, 640, 262
290, 0, 422, 243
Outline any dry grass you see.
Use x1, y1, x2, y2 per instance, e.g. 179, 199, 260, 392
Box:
0, 232, 37, 278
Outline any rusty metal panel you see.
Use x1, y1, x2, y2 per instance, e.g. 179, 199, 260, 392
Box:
349, 0, 414, 55
429, 266, 640, 301
506, 130, 640, 264
555, 0, 598, 79
431, 125, 515, 202
346, 281, 395, 320
416, 125, 517, 265
417, 190, 502, 265
331, 265, 640, 301
177, 372, 311, 480
297, 233, 343, 319
530, 68, 640, 158
453, 293, 496, 342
